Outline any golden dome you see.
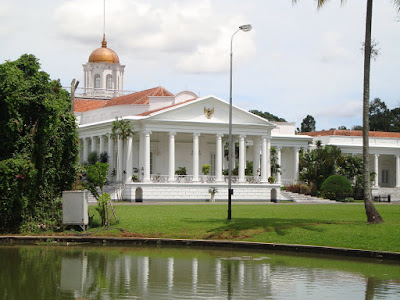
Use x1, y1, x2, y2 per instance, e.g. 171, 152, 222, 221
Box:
88, 35, 120, 63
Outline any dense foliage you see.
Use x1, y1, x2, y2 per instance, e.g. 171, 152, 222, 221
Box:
249, 110, 286, 122
321, 175, 353, 201
299, 141, 363, 197
0, 54, 79, 232
300, 115, 316, 132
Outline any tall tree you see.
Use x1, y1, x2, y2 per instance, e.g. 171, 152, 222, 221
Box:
300, 115, 316, 132
292, 0, 400, 223
369, 98, 391, 131
0, 54, 79, 231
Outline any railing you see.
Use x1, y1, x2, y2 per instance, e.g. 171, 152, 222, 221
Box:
245, 176, 261, 184
148, 174, 264, 184
199, 175, 217, 183
150, 175, 169, 183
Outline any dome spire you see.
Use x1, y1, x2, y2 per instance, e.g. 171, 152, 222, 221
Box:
102, 34, 107, 48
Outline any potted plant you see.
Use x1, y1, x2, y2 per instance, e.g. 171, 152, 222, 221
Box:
268, 176, 276, 184
202, 164, 211, 175
208, 187, 218, 202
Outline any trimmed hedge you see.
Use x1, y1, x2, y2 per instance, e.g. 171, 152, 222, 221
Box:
321, 175, 353, 201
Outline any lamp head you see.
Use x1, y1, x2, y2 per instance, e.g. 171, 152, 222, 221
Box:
239, 24, 252, 32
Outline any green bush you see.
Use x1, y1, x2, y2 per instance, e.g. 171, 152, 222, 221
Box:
202, 164, 211, 175
175, 167, 187, 176
321, 175, 353, 201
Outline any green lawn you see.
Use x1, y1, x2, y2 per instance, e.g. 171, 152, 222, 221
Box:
88, 203, 400, 253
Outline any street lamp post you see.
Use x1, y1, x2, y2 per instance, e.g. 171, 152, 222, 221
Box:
228, 24, 252, 220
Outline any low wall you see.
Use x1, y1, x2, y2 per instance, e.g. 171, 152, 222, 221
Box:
123, 183, 281, 202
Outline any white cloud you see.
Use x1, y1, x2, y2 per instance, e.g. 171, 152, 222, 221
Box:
315, 32, 354, 63
53, 0, 256, 73
317, 100, 362, 119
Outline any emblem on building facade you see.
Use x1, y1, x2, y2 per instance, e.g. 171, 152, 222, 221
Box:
204, 107, 214, 119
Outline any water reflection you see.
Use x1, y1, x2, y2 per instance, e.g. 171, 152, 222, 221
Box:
0, 245, 399, 299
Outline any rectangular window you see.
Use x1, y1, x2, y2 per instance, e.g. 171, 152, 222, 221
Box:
150, 152, 153, 175
382, 170, 389, 184
210, 153, 216, 176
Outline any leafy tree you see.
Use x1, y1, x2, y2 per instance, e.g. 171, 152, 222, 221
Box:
300, 115, 316, 132
391, 107, 400, 132
292, 0, 398, 223
352, 125, 363, 130
83, 162, 109, 199
299, 142, 343, 194
369, 98, 392, 131
0, 54, 79, 232
338, 126, 347, 130
110, 117, 134, 141
249, 110, 286, 122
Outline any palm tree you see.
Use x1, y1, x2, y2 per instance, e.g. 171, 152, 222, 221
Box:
293, 0, 400, 223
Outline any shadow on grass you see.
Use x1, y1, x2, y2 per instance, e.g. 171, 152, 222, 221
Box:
184, 218, 356, 240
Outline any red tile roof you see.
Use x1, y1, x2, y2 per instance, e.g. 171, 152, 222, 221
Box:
74, 99, 108, 112
102, 86, 174, 107
137, 98, 196, 116
74, 86, 174, 113
300, 130, 400, 138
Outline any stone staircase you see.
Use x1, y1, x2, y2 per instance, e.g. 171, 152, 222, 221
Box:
281, 191, 336, 204
87, 183, 126, 203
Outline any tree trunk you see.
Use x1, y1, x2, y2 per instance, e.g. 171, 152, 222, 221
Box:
362, 0, 383, 224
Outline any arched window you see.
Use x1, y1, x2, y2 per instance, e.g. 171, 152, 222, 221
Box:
106, 74, 113, 89
94, 74, 101, 89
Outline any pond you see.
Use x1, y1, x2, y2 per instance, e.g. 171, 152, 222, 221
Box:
0, 244, 399, 299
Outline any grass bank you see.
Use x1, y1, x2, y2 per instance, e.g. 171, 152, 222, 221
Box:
86, 203, 400, 253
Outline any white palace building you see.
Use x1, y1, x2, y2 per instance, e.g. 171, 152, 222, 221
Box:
74, 36, 400, 202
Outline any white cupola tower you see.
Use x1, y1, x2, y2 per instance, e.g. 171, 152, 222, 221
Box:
82, 34, 125, 99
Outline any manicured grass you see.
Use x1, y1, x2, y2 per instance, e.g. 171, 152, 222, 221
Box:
88, 203, 400, 253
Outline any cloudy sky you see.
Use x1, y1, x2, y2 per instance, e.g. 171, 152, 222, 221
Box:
1, 0, 399, 130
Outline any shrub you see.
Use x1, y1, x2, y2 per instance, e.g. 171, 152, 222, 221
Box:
321, 175, 353, 201
87, 151, 99, 165
202, 164, 211, 175
175, 167, 187, 176
99, 152, 108, 163
268, 176, 275, 183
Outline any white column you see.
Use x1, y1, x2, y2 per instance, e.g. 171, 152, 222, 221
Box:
260, 136, 268, 183
144, 131, 151, 182
266, 137, 271, 179
374, 154, 379, 187
107, 136, 114, 181
238, 135, 246, 183
91, 136, 96, 153
293, 147, 300, 182
117, 137, 123, 182
253, 137, 260, 177
193, 133, 200, 182
276, 146, 282, 184
168, 132, 176, 182
83, 137, 89, 163
99, 135, 105, 154
139, 131, 144, 180
125, 136, 133, 183
216, 134, 223, 182
396, 156, 400, 188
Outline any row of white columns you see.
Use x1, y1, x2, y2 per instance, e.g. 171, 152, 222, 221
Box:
141, 131, 272, 183
81, 132, 302, 184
